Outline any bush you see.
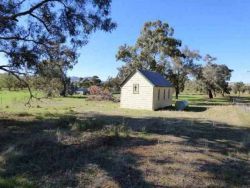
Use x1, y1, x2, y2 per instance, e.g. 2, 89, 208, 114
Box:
87, 86, 116, 101
88, 85, 102, 95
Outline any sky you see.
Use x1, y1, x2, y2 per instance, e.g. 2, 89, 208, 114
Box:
1, 0, 250, 82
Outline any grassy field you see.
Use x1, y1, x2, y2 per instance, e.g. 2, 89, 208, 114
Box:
0, 90, 250, 187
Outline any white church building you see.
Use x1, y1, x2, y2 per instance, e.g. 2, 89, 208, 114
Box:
120, 69, 174, 110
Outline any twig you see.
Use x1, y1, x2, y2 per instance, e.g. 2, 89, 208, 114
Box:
0, 66, 39, 106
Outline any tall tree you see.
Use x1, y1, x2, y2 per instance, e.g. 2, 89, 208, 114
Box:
116, 20, 182, 80
104, 76, 120, 93
198, 55, 233, 98
0, 0, 116, 101
232, 82, 245, 96
166, 47, 201, 99
116, 21, 203, 99
0, 73, 23, 90
79, 76, 102, 88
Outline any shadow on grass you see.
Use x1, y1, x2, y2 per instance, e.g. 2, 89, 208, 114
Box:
185, 106, 207, 112
178, 95, 232, 106
0, 118, 156, 187
0, 113, 249, 187
160, 105, 208, 112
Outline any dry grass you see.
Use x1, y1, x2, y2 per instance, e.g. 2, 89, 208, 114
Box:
0, 91, 250, 187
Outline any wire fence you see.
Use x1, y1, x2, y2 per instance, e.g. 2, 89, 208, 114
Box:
231, 96, 250, 112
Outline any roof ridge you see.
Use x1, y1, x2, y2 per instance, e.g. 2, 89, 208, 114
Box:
138, 69, 173, 87
121, 69, 173, 87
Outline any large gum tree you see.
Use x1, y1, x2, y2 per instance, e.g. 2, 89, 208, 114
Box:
0, 0, 116, 101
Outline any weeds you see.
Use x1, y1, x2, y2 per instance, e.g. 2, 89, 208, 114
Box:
71, 118, 105, 131
0, 177, 34, 188
104, 124, 130, 137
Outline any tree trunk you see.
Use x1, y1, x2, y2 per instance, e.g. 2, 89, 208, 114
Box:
213, 90, 216, 97
208, 89, 213, 99
175, 91, 179, 99
61, 81, 67, 97
175, 86, 179, 99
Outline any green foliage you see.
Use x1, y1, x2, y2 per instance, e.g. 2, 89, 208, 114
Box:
103, 76, 121, 93
0, 0, 116, 96
31, 76, 63, 97
0, 73, 25, 91
0, 177, 34, 188
79, 76, 102, 88
166, 47, 201, 99
232, 82, 245, 95
183, 80, 203, 94
116, 20, 182, 80
116, 21, 203, 99
197, 55, 233, 98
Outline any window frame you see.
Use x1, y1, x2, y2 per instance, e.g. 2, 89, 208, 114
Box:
133, 84, 139, 94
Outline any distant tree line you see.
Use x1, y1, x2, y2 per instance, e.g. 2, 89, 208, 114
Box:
0, 72, 121, 97
184, 80, 250, 96
231, 82, 250, 95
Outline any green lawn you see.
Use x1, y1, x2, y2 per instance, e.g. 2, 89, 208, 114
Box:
0, 90, 250, 187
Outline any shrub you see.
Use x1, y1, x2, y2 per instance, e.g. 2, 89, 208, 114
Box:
88, 85, 102, 95
87, 86, 115, 101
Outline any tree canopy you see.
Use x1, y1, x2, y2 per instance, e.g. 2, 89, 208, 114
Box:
116, 21, 233, 99
197, 55, 233, 98
166, 47, 201, 99
0, 0, 116, 101
116, 20, 203, 99
116, 20, 182, 80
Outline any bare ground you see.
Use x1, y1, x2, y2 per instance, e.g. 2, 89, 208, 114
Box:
0, 109, 249, 188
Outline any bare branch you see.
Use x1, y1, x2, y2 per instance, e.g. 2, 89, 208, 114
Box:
3, 0, 69, 21
9, 0, 52, 20
30, 13, 51, 33
0, 66, 39, 106
0, 35, 48, 47
0, 65, 11, 68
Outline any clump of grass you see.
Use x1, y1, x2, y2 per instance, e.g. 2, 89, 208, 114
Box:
17, 112, 30, 117
5, 105, 9, 108
241, 133, 250, 149
104, 124, 130, 137
69, 109, 74, 113
56, 116, 77, 128
71, 118, 105, 132
0, 176, 34, 188
36, 105, 41, 108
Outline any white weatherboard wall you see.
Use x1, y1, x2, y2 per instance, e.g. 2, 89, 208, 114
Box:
120, 71, 154, 110
153, 87, 173, 110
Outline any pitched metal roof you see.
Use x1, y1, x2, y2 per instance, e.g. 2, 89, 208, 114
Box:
121, 69, 173, 87
139, 70, 173, 87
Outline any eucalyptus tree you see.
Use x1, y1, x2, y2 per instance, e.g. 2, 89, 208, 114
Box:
198, 55, 233, 98
116, 20, 182, 80
0, 0, 116, 101
232, 82, 245, 96
116, 21, 204, 99
166, 47, 201, 99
